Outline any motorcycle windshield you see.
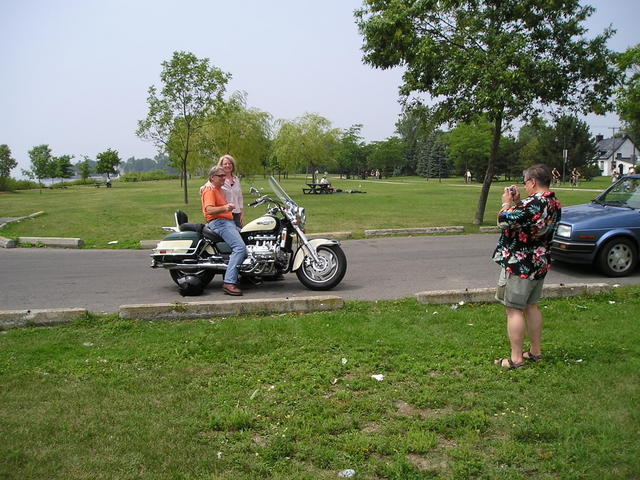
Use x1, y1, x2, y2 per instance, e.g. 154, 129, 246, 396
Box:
268, 176, 297, 206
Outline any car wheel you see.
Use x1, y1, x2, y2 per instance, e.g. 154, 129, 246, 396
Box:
596, 238, 638, 277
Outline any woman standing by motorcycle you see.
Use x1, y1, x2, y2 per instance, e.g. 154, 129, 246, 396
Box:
200, 154, 244, 229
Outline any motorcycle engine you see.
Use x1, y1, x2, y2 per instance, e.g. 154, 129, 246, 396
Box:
240, 235, 290, 275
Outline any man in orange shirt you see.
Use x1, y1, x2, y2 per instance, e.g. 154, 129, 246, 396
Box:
201, 166, 247, 295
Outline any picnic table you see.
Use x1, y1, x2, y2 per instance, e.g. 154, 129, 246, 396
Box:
302, 183, 333, 194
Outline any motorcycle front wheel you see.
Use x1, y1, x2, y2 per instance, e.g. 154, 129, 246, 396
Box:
296, 244, 347, 290
169, 269, 216, 287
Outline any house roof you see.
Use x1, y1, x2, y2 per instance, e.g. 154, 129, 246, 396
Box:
596, 135, 635, 160
595, 136, 628, 159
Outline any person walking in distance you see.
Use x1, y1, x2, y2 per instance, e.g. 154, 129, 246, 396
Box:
492, 164, 562, 369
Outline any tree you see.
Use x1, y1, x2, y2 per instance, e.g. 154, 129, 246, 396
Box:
367, 136, 406, 177
271, 113, 340, 180
444, 119, 493, 179
200, 91, 272, 175
26, 144, 53, 186
54, 154, 74, 182
95, 148, 121, 179
0, 144, 17, 177
336, 124, 368, 178
356, 0, 617, 224
0, 144, 17, 190
77, 156, 92, 182
615, 44, 640, 144
427, 136, 450, 180
395, 106, 436, 176
518, 116, 596, 181
137, 51, 230, 204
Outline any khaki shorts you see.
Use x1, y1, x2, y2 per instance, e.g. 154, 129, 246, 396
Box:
495, 268, 544, 310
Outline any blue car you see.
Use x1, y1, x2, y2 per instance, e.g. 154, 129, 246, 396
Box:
551, 174, 640, 277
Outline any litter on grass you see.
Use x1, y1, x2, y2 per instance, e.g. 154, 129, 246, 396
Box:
338, 469, 356, 477
108, 240, 118, 245
371, 374, 384, 382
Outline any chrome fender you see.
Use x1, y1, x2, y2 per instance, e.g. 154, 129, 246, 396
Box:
292, 238, 340, 271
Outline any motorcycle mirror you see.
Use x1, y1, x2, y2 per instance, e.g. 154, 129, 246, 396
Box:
249, 187, 260, 195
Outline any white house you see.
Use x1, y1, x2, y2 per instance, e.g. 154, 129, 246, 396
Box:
595, 134, 639, 176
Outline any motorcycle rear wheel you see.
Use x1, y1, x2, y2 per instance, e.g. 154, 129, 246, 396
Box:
296, 244, 347, 290
169, 269, 216, 287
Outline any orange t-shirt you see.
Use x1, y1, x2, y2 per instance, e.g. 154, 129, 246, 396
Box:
201, 186, 233, 222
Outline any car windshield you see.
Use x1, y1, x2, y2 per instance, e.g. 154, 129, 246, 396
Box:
595, 176, 640, 209
268, 176, 296, 206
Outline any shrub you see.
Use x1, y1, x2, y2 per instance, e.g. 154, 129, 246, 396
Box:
119, 170, 180, 182
0, 177, 41, 191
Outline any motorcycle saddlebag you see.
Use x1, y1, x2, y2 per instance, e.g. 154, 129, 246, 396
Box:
152, 231, 203, 262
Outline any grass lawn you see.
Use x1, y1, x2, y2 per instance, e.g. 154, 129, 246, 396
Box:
0, 175, 613, 248
1, 287, 639, 479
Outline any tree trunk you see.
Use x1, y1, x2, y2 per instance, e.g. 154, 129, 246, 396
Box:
182, 155, 189, 204
473, 112, 503, 225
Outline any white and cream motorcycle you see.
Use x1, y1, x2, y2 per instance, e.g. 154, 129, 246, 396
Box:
150, 176, 347, 292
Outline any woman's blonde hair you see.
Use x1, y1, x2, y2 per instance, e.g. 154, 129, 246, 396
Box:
217, 154, 237, 173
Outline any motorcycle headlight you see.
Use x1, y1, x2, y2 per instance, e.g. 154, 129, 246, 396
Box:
556, 224, 572, 238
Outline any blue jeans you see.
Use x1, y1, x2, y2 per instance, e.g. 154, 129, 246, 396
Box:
208, 218, 247, 285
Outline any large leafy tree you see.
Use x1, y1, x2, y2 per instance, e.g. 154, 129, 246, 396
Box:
53, 154, 74, 182
615, 44, 640, 144
200, 91, 272, 175
444, 119, 493, 179
356, 0, 616, 224
96, 148, 122, 180
336, 124, 368, 178
0, 144, 17, 177
25, 144, 53, 186
270, 113, 340, 181
137, 51, 230, 204
367, 136, 407, 177
519, 116, 597, 180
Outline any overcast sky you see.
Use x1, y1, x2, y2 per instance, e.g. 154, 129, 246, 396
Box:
1, 0, 638, 176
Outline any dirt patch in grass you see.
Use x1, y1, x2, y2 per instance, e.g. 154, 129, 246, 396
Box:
394, 400, 453, 419
407, 452, 450, 472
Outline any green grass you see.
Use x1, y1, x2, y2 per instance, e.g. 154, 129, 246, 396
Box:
0, 175, 612, 248
1, 287, 639, 479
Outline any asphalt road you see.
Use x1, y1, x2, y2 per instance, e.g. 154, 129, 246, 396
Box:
1, 234, 639, 313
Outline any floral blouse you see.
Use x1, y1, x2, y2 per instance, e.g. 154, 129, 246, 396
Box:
492, 191, 561, 279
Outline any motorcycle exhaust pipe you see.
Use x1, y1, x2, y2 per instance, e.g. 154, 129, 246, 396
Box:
153, 262, 227, 270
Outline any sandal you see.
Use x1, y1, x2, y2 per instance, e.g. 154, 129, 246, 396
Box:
523, 351, 542, 362
494, 358, 524, 369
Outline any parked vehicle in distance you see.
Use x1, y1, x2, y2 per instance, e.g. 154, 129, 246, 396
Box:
551, 174, 640, 277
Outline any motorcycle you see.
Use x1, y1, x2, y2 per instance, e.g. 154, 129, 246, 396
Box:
150, 176, 347, 293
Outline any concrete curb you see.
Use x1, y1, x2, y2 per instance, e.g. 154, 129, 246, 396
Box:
18, 237, 84, 248
0, 236, 16, 248
415, 282, 612, 305
0, 308, 88, 330
0, 282, 617, 330
365, 226, 464, 237
119, 295, 344, 320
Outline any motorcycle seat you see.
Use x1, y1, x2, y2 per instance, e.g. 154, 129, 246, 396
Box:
202, 225, 225, 243
179, 222, 204, 234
